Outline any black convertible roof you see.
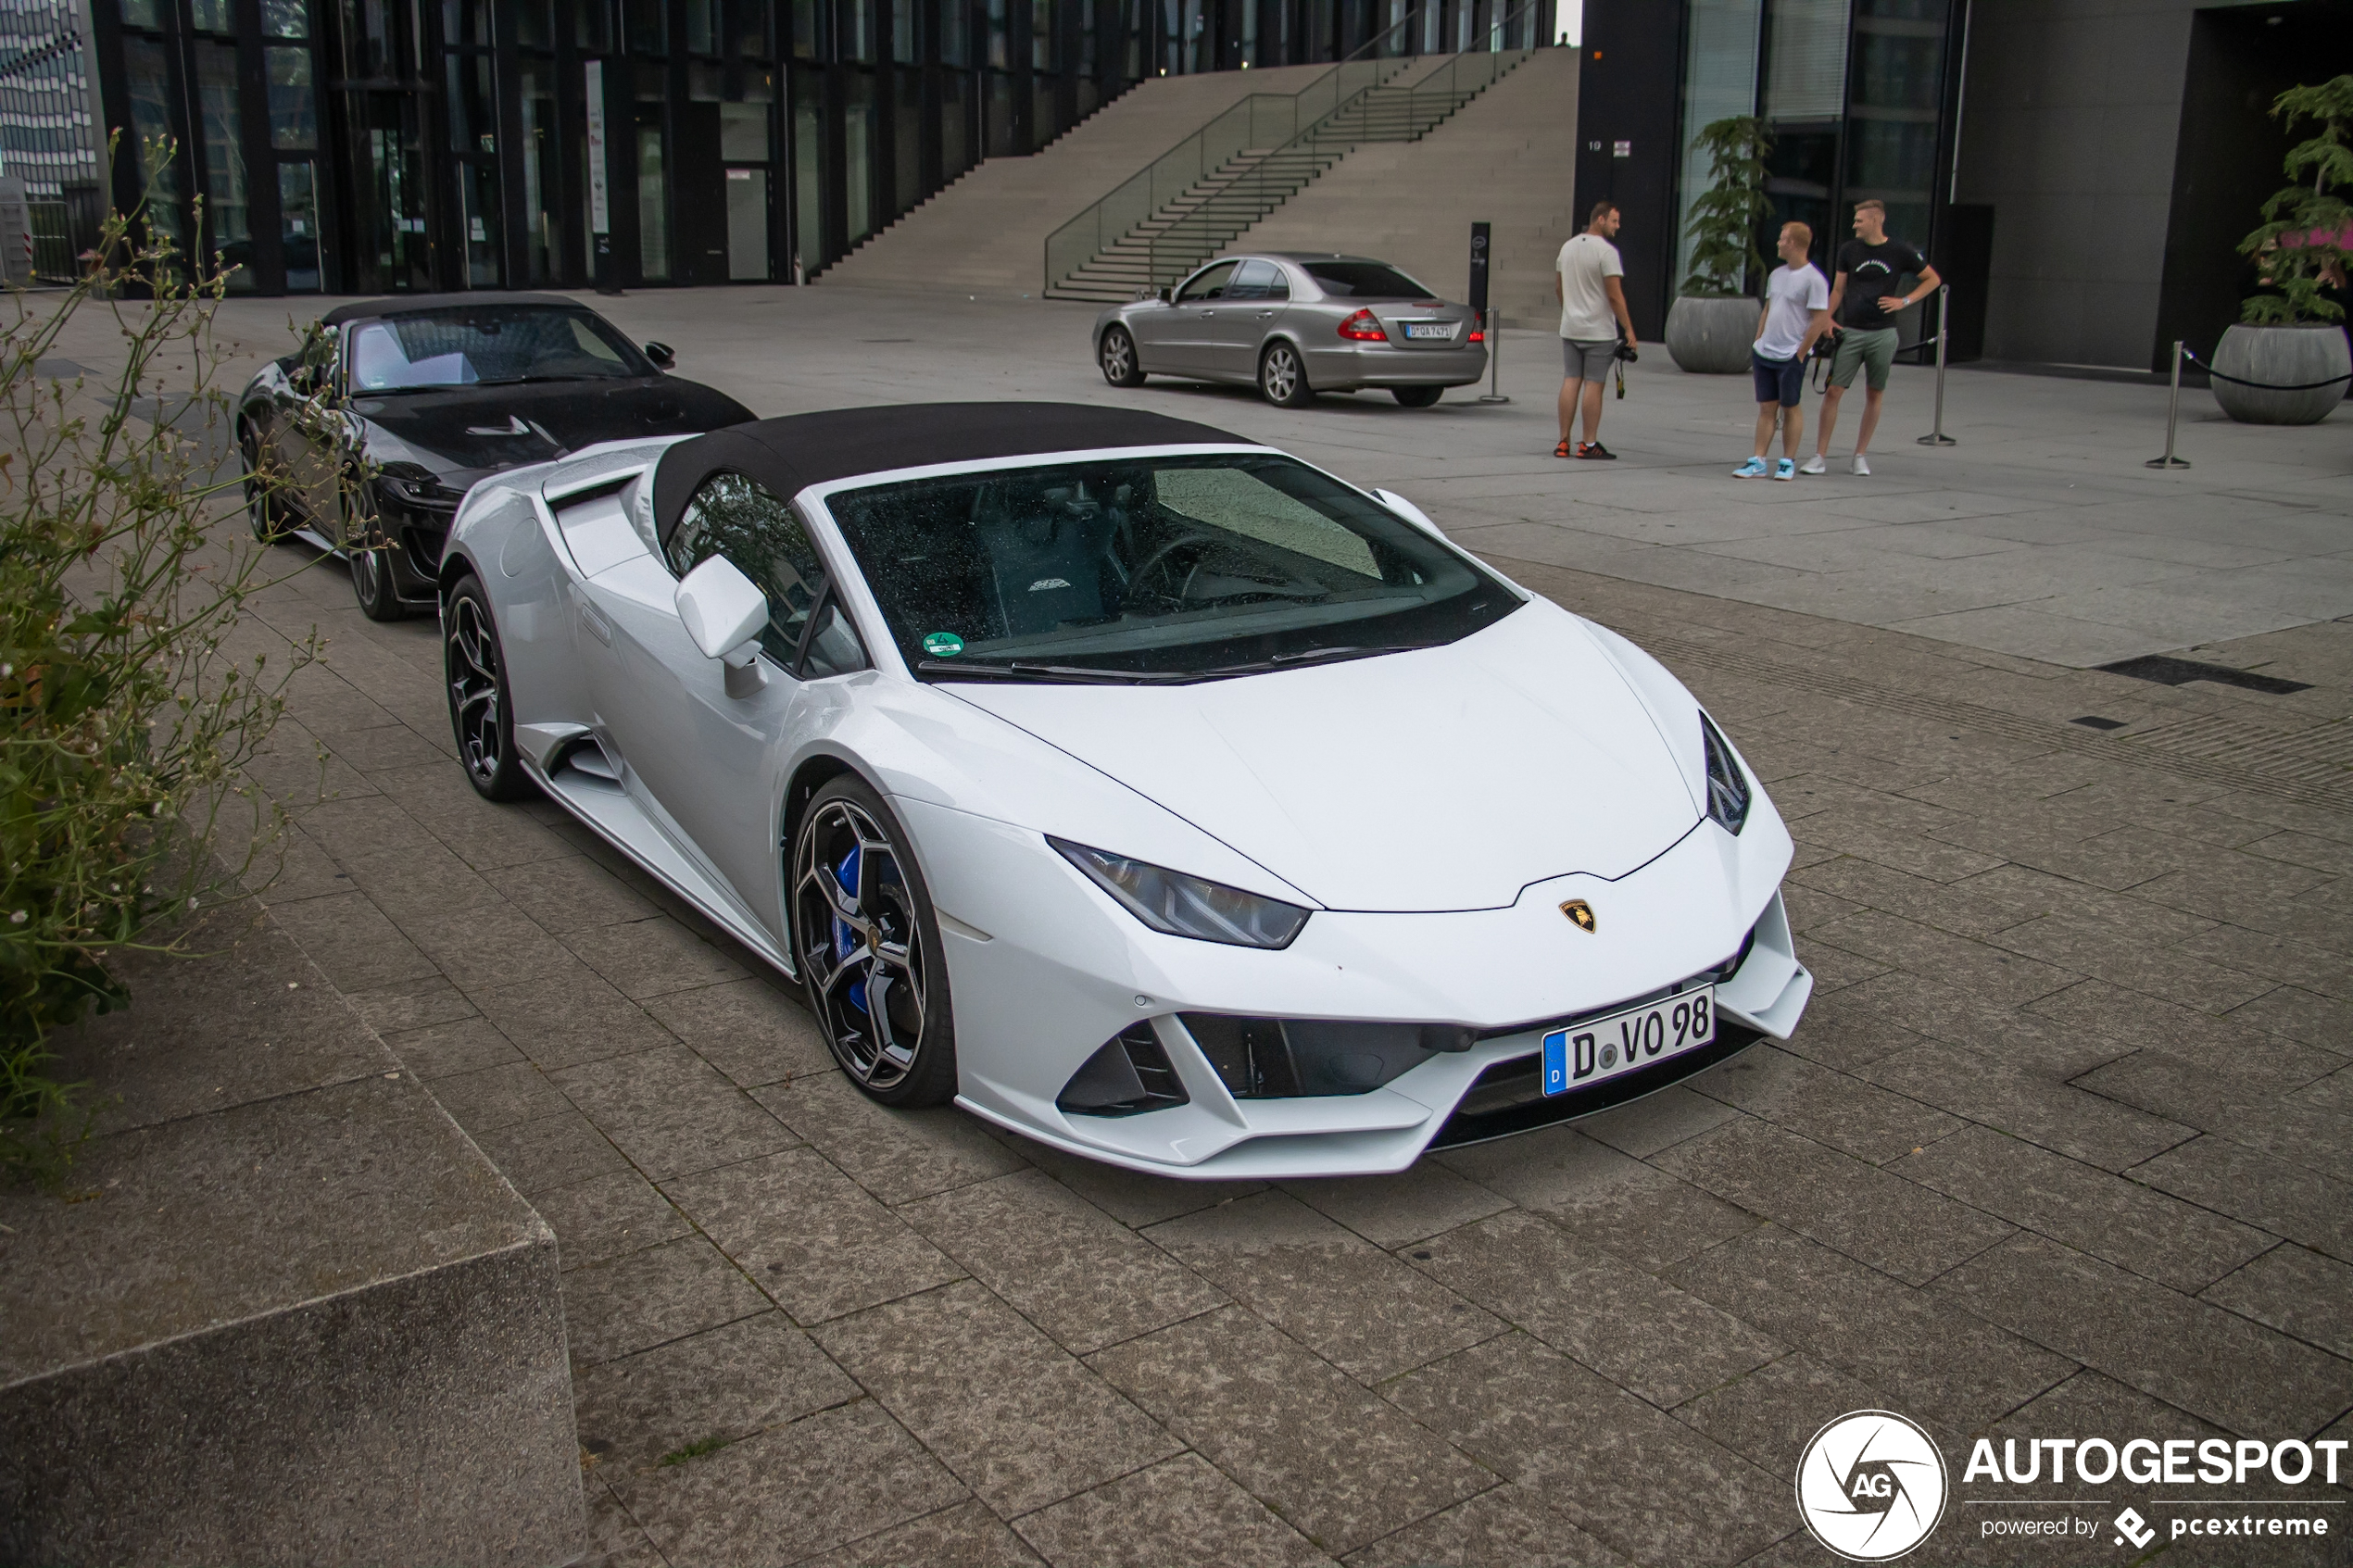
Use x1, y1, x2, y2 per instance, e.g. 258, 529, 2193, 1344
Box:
319, 292, 586, 325
651, 402, 1249, 545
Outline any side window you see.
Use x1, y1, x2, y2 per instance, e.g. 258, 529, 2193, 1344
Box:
1175, 261, 1236, 303
1227, 259, 1282, 301
667, 471, 827, 664
800, 598, 868, 679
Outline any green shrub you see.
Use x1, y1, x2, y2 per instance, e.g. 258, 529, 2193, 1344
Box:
2239, 75, 2353, 325
1, 169, 313, 1181
1681, 116, 1773, 299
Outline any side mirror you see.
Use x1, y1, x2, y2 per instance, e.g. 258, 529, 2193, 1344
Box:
675, 556, 768, 692
644, 341, 676, 370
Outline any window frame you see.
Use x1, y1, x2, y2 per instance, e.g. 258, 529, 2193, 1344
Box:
664, 468, 872, 680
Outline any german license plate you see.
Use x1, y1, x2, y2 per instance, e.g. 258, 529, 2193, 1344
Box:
1403, 321, 1452, 340
1541, 987, 1714, 1096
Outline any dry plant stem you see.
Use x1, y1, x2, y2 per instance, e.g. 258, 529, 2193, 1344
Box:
1, 145, 321, 1182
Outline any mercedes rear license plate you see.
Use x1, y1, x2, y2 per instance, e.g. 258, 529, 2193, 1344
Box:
1541, 987, 1714, 1096
1403, 321, 1452, 340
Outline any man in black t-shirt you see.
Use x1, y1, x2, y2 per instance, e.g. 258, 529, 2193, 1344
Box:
1801, 200, 1941, 476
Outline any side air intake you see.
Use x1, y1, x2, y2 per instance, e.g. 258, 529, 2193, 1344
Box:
1056, 1023, 1189, 1117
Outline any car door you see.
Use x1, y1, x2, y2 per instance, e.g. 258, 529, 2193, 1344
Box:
1156, 260, 1239, 374
580, 470, 868, 944
1206, 259, 1292, 379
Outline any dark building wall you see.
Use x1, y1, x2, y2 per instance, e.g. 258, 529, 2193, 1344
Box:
1570, 4, 1680, 339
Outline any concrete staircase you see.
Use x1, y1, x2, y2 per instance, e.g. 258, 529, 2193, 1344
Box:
1223, 46, 1582, 324
813, 63, 1333, 295
1047, 51, 1530, 303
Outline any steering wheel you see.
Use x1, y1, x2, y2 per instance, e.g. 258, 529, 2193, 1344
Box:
1128, 533, 1216, 606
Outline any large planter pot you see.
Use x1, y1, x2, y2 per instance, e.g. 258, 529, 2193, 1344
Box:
2210, 322, 2351, 425
1666, 295, 1763, 374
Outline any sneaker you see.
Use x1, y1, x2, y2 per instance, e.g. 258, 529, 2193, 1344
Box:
1554, 438, 1573, 458
1773, 458, 1795, 481
1799, 455, 1828, 475
1851, 453, 1871, 476
1577, 442, 1617, 460
1733, 457, 1768, 479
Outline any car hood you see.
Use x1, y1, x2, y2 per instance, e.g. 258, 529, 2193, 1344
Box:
942, 607, 1704, 912
348, 377, 752, 476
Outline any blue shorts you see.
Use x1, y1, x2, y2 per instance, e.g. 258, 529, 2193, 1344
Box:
1752, 350, 1805, 408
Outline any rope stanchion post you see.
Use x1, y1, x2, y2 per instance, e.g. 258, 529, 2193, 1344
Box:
1478, 307, 1509, 404
2146, 339, 2191, 470
1917, 282, 1955, 446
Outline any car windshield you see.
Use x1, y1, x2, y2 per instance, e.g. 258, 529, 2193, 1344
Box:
346, 307, 648, 392
1302, 260, 1433, 299
825, 454, 1518, 683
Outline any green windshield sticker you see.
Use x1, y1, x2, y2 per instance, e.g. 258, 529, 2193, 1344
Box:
922, 632, 965, 658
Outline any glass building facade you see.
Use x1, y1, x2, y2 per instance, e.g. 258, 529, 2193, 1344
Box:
91, 0, 1546, 294
1671, 0, 1964, 295
1, 0, 106, 278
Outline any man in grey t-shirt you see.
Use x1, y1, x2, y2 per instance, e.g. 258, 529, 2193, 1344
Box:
1555, 202, 1639, 459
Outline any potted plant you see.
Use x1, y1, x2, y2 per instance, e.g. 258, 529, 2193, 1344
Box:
2218, 74, 2352, 424
1667, 115, 1771, 374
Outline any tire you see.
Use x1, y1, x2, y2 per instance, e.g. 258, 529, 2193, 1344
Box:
1259, 341, 1315, 408
1099, 326, 1146, 388
444, 575, 535, 802
241, 426, 286, 544
1392, 385, 1444, 408
791, 774, 958, 1107
347, 486, 409, 621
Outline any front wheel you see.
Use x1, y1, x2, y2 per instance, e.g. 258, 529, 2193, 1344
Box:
1259, 342, 1315, 408
1392, 385, 1444, 408
241, 427, 286, 544
1099, 326, 1146, 388
347, 486, 409, 621
444, 575, 534, 801
791, 775, 957, 1107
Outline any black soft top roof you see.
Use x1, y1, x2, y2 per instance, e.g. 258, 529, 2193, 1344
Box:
319, 292, 587, 325
652, 402, 1249, 545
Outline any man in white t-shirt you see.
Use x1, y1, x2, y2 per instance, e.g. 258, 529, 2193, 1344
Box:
1554, 202, 1639, 459
1734, 221, 1831, 481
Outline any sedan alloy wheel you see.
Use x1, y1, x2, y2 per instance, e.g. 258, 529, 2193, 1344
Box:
1259, 342, 1314, 408
1100, 326, 1145, 388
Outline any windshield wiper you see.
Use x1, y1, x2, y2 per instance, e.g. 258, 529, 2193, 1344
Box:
1199, 644, 1427, 678
916, 659, 1192, 684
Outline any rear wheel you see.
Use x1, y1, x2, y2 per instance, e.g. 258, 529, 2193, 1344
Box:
1100, 326, 1145, 388
791, 774, 957, 1107
1392, 385, 1444, 408
1259, 341, 1314, 408
444, 575, 534, 801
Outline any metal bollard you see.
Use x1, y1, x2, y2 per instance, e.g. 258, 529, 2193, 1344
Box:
2145, 340, 2192, 469
1478, 307, 1510, 404
1917, 283, 1956, 446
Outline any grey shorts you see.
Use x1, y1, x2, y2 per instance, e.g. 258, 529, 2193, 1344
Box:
1829, 326, 1900, 390
1562, 337, 1618, 382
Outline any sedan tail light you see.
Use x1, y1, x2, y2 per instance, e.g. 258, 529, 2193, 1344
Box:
1468, 329, 1486, 343
1337, 308, 1387, 342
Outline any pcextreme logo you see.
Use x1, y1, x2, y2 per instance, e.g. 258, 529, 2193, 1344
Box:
1797, 1411, 1951, 1562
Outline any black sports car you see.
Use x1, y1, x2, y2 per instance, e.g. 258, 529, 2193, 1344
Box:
236, 293, 755, 620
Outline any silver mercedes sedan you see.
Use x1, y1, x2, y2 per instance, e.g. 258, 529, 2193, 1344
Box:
1093, 253, 1487, 409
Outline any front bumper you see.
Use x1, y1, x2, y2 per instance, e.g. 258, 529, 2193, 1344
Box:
907, 795, 1806, 1179
1302, 342, 1488, 391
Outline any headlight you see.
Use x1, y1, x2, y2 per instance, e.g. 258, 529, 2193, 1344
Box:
1051, 838, 1309, 949
1700, 711, 1751, 834
377, 466, 465, 511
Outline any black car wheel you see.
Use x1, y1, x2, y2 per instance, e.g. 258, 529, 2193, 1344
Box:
791, 774, 957, 1107
445, 575, 534, 801
1100, 326, 1146, 388
347, 485, 409, 622
241, 426, 286, 544
1392, 385, 1444, 408
1259, 342, 1315, 408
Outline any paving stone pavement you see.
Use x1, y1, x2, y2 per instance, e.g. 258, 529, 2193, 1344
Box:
66, 293, 2353, 1564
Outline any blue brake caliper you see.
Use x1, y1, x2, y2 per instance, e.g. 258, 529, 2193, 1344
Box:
833, 846, 867, 1014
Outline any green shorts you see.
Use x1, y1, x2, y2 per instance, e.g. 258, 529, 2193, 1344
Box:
1829, 326, 1899, 391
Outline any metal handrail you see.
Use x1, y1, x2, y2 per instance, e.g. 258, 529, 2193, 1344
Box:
1042, 0, 1543, 295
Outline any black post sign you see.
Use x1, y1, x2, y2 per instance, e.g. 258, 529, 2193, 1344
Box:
1467, 221, 1491, 316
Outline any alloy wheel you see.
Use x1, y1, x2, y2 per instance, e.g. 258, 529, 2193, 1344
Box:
447, 595, 506, 788
793, 797, 929, 1091
1101, 328, 1139, 386
1261, 343, 1306, 407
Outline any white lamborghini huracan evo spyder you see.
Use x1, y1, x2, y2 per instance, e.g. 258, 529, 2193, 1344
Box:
439, 403, 1811, 1178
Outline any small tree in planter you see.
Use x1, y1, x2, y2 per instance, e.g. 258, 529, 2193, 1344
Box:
1667, 115, 1772, 374
2216, 74, 2353, 424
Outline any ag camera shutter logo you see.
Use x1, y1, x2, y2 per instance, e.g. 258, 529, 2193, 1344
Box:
1796, 1410, 1949, 1561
